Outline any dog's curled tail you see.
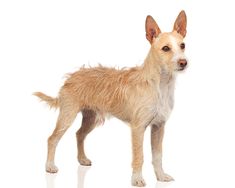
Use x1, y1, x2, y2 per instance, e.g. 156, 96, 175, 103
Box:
33, 92, 59, 109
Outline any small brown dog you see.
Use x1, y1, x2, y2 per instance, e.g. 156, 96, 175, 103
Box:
34, 10, 187, 187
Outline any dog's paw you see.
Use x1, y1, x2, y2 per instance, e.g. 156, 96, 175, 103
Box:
78, 157, 92, 166
157, 173, 174, 182
132, 177, 146, 187
46, 163, 58, 173
132, 174, 146, 187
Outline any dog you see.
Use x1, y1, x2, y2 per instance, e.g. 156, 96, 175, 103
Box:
34, 10, 187, 187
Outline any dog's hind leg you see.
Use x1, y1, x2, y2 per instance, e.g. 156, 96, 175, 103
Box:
76, 109, 97, 166
46, 103, 79, 173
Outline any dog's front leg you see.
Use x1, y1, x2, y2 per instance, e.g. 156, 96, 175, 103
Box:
131, 126, 146, 187
151, 123, 174, 182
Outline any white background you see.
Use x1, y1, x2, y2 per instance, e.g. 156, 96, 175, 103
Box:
0, 0, 235, 188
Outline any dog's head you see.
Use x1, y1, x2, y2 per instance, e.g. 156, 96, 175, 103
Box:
146, 11, 187, 73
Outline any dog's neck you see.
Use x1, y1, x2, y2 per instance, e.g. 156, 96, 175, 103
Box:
142, 48, 174, 84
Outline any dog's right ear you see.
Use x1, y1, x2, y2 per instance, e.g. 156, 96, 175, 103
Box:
145, 15, 161, 44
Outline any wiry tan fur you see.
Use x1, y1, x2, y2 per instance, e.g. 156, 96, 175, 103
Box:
34, 92, 59, 109
34, 10, 187, 187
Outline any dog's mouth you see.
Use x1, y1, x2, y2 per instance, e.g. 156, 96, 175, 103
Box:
176, 67, 185, 72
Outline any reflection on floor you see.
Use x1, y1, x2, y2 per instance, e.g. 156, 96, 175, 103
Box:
45, 172, 57, 188
45, 165, 173, 188
46, 165, 91, 188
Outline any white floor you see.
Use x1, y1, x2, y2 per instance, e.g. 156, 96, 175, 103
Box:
1, 110, 235, 188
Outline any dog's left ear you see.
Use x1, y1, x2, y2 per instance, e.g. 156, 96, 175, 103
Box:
173, 10, 187, 37
145, 15, 161, 44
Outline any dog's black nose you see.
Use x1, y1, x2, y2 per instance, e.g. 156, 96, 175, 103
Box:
178, 59, 187, 68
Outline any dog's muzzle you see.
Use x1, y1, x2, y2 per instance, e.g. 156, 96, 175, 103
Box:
177, 59, 187, 71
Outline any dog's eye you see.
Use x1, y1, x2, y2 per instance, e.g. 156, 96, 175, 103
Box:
180, 43, 185, 50
162, 46, 170, 52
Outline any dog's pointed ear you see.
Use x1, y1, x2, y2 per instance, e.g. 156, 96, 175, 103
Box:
145, 15, 161, 44
173, 10, 187, 37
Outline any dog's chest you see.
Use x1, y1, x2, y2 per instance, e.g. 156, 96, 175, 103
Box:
152, 75, 175, 123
